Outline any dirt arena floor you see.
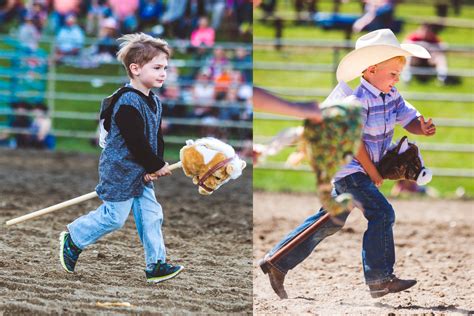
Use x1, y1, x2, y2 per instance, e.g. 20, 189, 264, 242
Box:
0, 149, 252, 314
254, 191, 474, 315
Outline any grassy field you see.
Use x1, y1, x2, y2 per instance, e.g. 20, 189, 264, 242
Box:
254, 1, 474, 198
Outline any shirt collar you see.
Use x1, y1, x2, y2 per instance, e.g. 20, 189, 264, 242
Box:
360, 77, 392, 98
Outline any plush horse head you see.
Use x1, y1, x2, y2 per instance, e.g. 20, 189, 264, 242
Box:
180, 137, 247, 195
377, 136, 432, 185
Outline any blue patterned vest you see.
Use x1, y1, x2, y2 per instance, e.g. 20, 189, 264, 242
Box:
96, 87, 162, 201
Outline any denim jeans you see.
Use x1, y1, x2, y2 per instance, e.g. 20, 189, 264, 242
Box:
68, 186, 165, 270
267, 172, 396, 285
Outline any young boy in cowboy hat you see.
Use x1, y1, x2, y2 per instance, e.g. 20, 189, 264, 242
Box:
59, 33, 184, 283
259, 28, 436, 299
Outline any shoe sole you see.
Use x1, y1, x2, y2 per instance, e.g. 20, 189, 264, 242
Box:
147, 266, 184, 284
370, 281, 417, 298
59, 231, 74, 274
370, 288, 390, 298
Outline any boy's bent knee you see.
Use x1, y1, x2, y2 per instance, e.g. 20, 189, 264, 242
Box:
364, 202, 395, 224
102, 206, 128, 230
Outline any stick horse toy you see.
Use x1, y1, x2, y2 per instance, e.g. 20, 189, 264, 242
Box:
6, 137, 246, 226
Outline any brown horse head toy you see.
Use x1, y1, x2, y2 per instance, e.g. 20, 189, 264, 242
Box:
377, 136, 432, 185
179, 137, 247, 195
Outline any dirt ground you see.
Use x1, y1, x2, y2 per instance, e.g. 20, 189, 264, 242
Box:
254, 191, 474, 315
0, 149, 252, 314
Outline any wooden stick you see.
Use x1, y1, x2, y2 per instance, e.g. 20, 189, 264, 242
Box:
5, 161, 183, 226
169, 161, 182, 170
5, 191, 99, 226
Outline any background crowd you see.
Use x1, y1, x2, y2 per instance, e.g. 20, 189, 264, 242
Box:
0, 0, 253, 156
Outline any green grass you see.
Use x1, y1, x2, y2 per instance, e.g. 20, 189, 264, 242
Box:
254, 2, 474, 198
254, 169, 474, 199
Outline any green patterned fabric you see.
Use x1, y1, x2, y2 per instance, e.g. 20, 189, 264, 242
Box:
302, 102, 363, 216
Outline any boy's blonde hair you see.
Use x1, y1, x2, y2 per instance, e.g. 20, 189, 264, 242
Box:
362, 56, 406, 76
116, 33, 171, 78
378, 55, 406, 67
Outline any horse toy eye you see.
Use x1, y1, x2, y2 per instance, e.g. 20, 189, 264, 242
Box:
214, 176, 221, 181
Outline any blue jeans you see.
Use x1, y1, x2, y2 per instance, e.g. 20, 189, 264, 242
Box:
267, 172, 396, 285
68, 186, 165, 270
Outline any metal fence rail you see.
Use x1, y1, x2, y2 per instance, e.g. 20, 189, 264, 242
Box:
254, 135, 474, 153
255, 113, 473, 128
0, 127, 250, 149
252, 87, 473, 103
254, 38, 474, 52
255, 162, 474, 178
254, 61, 474, 78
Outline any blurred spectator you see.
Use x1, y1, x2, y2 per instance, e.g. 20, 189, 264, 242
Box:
190, 16, 215, 48
109, 0, 139, 33
435, 0, 462, 17
352, 0, 396, 33
219, 86, 240, 120
161, 0, 187, 38
164, 62, 180, 85
214, 65, 232, 100
162, 83, 186, 117
55, 14, 85, 61
403, 23, 451, 85
86, 0, 109, 35
0, 0, 25, 28
29, 103, 55, 149
391, 180, 426, 197
192, 69, 215, 117
185, 0, 206, 31
259, 0, 276, 22
96, 17, 119, 58
30, 0, 48, 32
232, 47, 252, 82
206, 46, 229, 78
206, 0, 226, 30
294, 0, 316, 24
10, 102, 31, 148
227, 0, 252, 37
18, 12, 41, 51
51, 0, 80, 31
138, 0, 164, 30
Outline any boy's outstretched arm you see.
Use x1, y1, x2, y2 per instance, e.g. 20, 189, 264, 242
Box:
404, 116, 436, 136
253, 87, 322, 122
356, 142, 384, 187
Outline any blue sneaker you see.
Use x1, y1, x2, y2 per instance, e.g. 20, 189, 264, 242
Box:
145, 261, 184, 283
59, 231, 82, 273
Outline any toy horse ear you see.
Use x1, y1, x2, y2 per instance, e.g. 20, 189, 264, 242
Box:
241, 160, 247, 170
226, 164, 234, 175
192, 176, 199, 185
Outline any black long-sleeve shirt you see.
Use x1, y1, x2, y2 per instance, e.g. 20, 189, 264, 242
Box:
114, 94, 165, 173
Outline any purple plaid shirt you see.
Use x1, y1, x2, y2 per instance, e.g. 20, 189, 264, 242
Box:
334, 77, 420, 182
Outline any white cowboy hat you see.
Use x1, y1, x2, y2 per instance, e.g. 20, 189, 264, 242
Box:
336, 29, 431, 82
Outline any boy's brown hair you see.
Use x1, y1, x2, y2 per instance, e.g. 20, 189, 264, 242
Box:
116, 33, 171, 78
